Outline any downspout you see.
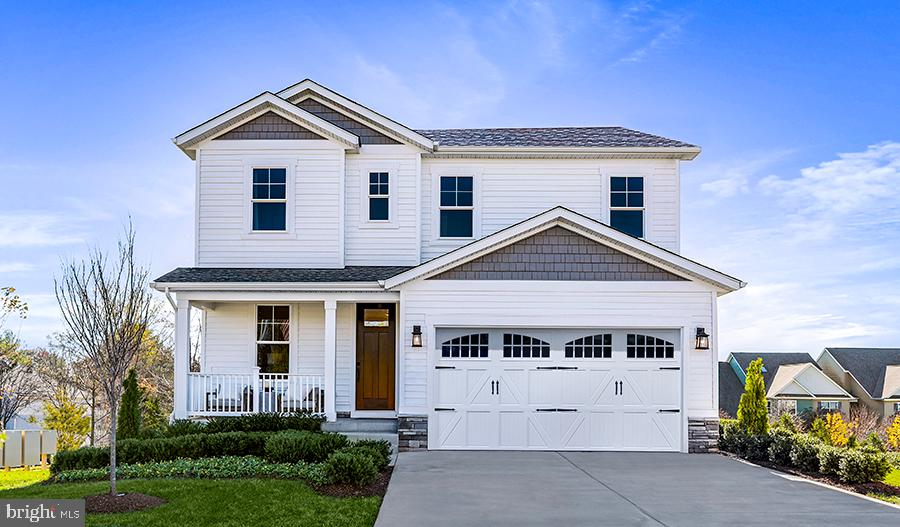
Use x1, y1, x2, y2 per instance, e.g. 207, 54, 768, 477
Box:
164, 287, 177, 311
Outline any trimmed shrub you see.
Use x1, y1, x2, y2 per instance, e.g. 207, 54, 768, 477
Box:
165, 420, 206, 437
719, 420, 748, 455
838, 449, 891, 484
768, 429, 796, 466
324, 450, 378, 487
818, 445, 845, 476
51, 446, 110, 474
350, 439, 392, 470
744, 433, 774, 462
861, 432, 885, 453
789, 435, 822, 472
337, 444, 390, 472
775, 413, 798, 433
204, 413, 323, 434
264, 430, 348, 464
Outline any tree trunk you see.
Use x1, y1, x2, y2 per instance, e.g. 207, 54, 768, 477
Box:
90, 386, 96, 446
109, 400, 117, 496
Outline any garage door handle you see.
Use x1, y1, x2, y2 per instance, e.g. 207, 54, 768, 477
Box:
434, 407, 456, 412
658, 409, 680, 413
435, 366, 456, 370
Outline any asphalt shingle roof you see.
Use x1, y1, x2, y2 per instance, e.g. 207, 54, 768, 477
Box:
719, 361, 744, 418
729, 352, 817, 393
824, 348, 900, 399
154, 266, 413, 283
415, 127, 696, 149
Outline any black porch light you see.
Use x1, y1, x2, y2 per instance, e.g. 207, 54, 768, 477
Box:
695, 327, 710, 350
411, 325, 423, 348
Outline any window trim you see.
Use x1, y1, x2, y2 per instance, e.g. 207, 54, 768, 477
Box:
254, 304, 291, 374
818, 400, 841, 412
608, 174, 646, 239
243, 160, 296, 237
360, 164, 400, 228
433, 168, 480, 241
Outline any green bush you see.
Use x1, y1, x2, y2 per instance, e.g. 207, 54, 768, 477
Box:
887, 452, 900, 470
861, 432, 885, 453
744, 433, 774, 462
775, 413, 798, 433
51, 446, 110, 474
789, 435, 822, 472
165, 420, 206, 437
768, 429, 795, 466
818, 445, 845, 476
719, 420, 748, 455
264, 430, 348, 464
53, 456, 330, 486
838, 449, 892, 484
204, 413, 323, 434
117, 369, 142, 440
350, 439, 392, 470
336, 445, 390, 472
737, 358, 769, 435
324, 450, 378, 487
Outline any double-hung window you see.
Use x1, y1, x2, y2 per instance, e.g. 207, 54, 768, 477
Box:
256, 305, 289, 374
818, 400, 840, 412
609, 176, 644, 238
439, 176, 474, 238
368, 172, 390, 221
252, 168, 287, 231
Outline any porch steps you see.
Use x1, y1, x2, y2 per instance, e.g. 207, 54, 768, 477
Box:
322, 417, 398, 433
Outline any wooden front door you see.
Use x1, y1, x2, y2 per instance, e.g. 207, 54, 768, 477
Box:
356, 304, 396, 411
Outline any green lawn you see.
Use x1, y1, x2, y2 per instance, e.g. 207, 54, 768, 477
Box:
884, 468, 900, 487
0, 468, 50, 490
0, 479, 380, 527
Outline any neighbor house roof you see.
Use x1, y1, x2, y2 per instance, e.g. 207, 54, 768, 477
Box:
719, 361, 744, 418
729, 352, 853, 401
730, 352, 817, 391
153, 266, 412, 285
415, 127, 696, 149
822, 348, 900, 399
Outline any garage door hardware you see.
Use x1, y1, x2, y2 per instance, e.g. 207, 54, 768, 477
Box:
658, 408, 680, 413
435, 365, 456, 369
491, 380, 499, 395
535, 408, 578, 412
535, 366, 579, 370
433, 407, 456, 412
659, 367, 681, 370
614, 380, 624, 395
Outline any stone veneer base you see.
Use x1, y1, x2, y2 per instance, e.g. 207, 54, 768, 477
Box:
398, 415, 428, 451
688, 417, 719, 453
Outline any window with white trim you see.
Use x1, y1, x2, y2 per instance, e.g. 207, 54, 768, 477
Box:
441, 333, 488, 358
252, 168, 287, 231
256, 305, 289, 373
565, 334, 612, 358
439, 176, 473, 238
503, 333, 550, 358
368, 172, 390, 221
610, 176, 644, 238
894, 402, 900, 415
818, 401, 841, 412
626, 334, 674, 359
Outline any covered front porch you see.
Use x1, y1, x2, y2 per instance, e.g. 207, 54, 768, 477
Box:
167, 288, 404, 422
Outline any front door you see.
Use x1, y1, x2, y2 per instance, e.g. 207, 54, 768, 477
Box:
356, 304, 396, 411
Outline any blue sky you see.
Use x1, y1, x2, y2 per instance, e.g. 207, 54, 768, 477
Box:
2, 1, 899, 358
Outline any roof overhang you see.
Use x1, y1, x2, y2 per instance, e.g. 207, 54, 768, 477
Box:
382, 206, 745, 292
150, 281, 385, 293
277, 79, 435, 151
173, 92, 360, 159
426, 146, 701, 160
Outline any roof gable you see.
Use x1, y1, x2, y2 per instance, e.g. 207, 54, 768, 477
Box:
730, 352, 816, 389
767, 363, 852, 399
213, 111, 324, 140
824, 348, 900, 399
429, 226, 685, 281
383, 207, 744, 291
295, 96, 400, 145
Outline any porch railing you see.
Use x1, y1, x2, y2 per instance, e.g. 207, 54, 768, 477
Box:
187, 372, 325, 416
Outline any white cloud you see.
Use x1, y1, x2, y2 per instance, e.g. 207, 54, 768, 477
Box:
696, 149, 795, 198
0, 262, 35, 273
0, 212, 86, 247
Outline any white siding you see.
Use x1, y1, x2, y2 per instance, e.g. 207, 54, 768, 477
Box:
336, 304, 355, 412
203, 303, 252, 372
420, 158, 681, 261
196, 140, 344, 267
397, 281, 716, 420
344, 145, 420, 265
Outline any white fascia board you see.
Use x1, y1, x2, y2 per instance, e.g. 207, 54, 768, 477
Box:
173, 92, 359, 157
429, 146, 702, 160
277, 79, 434, 150
150, 281, 384, 293
383, 206, 745, 291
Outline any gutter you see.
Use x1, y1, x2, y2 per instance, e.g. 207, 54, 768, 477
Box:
163, 287, 177, 311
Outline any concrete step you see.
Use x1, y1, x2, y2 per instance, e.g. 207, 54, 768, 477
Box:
322, 417, 398, 433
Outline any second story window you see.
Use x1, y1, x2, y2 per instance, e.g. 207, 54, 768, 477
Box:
439, 176, 473, 238
252, 168, 287, 231
609, 176, 644, 238
368, 172, 390, 221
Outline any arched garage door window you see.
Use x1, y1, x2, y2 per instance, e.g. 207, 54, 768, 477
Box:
564, 334, 612, 358
503, 334, 550, 358
441, 333, 489, 358
626, 334, 675, 359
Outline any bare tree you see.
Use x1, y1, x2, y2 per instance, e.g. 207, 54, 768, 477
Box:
55, 225, 151, 496
0, 335, 41, 429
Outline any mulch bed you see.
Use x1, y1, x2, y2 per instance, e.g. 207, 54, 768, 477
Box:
85, 493, 166, 513
315, 467, 392, 498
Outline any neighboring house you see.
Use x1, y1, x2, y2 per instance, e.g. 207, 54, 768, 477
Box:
719, 352, 854, 417
818, 348, 900, 418
151, 78, 745, 453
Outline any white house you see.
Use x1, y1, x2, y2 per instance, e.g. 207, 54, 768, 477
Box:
151, 79, 744, 453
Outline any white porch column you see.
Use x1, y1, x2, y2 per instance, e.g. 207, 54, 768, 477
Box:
173, 298, 190, 420
324, 299, 337, 422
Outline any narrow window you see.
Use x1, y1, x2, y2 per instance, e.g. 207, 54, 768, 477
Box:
252, 168, 287, 231
368, 172, 390, 221
257, 305, 290, 373
609, 176, 644, 238
439, 176, 474, 238
441, 333, 489, 358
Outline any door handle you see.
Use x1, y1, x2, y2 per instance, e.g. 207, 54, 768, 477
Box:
620, 381, 624, 395
491, 380, 496, 395
496, 380, 500, 395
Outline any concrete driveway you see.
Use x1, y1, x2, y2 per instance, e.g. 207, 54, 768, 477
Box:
375, 451, 900, 527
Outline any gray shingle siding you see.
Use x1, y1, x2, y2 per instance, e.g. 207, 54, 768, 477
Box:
213, 112, 324, 140
294, 98, 400, 145
154, 266, 412, 284
416, 127, 696, 148
825, 348, 900, 399
719, 362, 743, 418
429, 226, 685, 281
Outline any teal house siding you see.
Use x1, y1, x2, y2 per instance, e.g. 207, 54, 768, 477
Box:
797, 400, 814, 415
729, 356, 746, 384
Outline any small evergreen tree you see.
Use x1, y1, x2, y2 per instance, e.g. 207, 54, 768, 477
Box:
43, 390, 90, 451
737, 358, 769, 434
117, 368, 141, 439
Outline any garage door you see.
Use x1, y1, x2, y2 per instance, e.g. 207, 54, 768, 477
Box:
430, 328, 682, 451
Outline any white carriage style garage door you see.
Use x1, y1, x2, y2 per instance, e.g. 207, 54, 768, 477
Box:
430, 328, 682, 451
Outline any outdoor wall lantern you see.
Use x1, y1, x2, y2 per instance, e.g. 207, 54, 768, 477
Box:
411, 325, 423, 348
695, 327, 710, 350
